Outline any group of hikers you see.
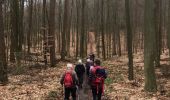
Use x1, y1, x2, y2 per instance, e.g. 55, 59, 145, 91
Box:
60, 54, 107, 100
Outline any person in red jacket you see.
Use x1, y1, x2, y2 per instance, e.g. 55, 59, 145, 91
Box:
60, 63, 78, 100
89, 59, 107, 100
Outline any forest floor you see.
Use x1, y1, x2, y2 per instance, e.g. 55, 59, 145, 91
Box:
0, 53, 170, 100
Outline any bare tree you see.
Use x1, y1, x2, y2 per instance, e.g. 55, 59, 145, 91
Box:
0, 0, 8, 83
61, 0, 69, 60
125, 0, 134, 80
144, 0, 157, 92
49, 0, 56, 67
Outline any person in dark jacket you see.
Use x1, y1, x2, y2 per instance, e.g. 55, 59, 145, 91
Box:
60, 63, 78, 100
89, 53, 95, 62
75, 59, 85, 89
85, 58, 94, 77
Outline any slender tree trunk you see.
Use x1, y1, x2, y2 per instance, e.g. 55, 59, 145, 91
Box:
144, 0, 157, 92
58, 0, 62, 54
125, 0, 134, 80
49, 0, 56, 67
10, 0, 20, 62
101, 0, 106, 60
42, 0, 47, 66
0, 0, 8, 84
18, 0, 24, 51
114, 0, 121, 56
80, 0, 86, 58
61, 0, 69, 60
155, 0, 162, 67
168, 0, 170, 58
27, 0, 33, 53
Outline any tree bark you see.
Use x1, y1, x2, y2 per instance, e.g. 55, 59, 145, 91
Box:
144, 0, 157, 92
10, 0, 20, 62
168, 0, 170, 60
101, 0, 106, 60
80, 0, 86, 58
61, 0, 69, 60
154, 0, 162, 67
0, 1, 8, 83
42, 0, 47, 66
49, 0, 56, 67
125, 0, 134, 80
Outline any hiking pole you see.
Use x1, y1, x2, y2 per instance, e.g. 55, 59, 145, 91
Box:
76, 86, 80, 100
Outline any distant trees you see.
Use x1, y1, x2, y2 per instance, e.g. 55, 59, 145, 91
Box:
1, 0, 170, 90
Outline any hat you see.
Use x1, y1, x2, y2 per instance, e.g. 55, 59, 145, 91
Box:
67, 63, 73, 70
78, 59, 82, 64
87, 59, 91, 62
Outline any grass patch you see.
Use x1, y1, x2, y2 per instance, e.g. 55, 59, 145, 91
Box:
105, 77, 113, 85
12, 66, 26, 75
113, 73, 124, 83
166, 91, 170, 97
45, 91, 58, 100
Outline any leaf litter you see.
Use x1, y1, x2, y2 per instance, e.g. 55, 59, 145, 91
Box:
0, 53, 170, 100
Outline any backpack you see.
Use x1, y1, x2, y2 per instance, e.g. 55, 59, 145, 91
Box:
92, 66, 106, 94
64, 71, 74, 88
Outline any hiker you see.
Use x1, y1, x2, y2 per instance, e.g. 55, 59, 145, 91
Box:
89, 53, 95, 62
60, 63, 78, 100
75, 59, 85, 89
85, 58, 94, 77
89, 59, 107, 100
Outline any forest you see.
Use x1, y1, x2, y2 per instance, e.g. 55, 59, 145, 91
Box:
0, 0, 170, 99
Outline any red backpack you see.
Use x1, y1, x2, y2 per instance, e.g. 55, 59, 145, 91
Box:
64, 71, 74, 88
92, 66, 105, 94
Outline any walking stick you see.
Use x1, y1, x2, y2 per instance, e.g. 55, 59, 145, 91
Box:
76, 86, 80, 100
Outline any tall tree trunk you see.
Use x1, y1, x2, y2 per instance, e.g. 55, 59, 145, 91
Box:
27, 0, 33, 53
10, 0, 20, 62
18, 0, 24, 51
101, 0, 106, 60
125, 0, 134, 80
42, 0, 47, 66
144, 0, 157, 92
168, 0, 170, 61
49, 0, 56, 67
114, 0, 121, 56
61, 0, 69, 60
80, 0, 86, 58
0, 0, 8, 84
154, 0, 162, 67
58, 0, 62, 54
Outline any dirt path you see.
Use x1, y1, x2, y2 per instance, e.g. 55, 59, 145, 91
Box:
77, 75, 92, 100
